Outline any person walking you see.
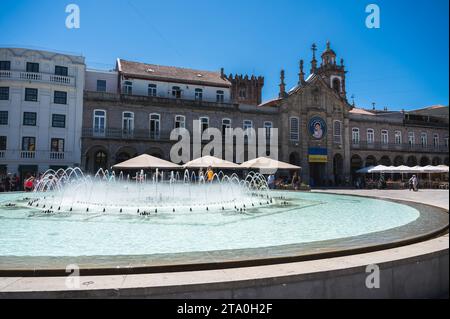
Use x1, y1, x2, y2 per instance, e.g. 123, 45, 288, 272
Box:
291, 171, 300, 190
267, 174, 275, 189
206, 166, 214, 182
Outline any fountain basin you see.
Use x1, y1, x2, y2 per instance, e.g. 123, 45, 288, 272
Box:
0, 191, 447, 276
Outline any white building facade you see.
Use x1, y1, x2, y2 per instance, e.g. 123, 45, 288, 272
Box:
0, 48, 85, 181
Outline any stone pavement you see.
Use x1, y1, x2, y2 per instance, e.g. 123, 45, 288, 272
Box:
312, 189, 449, 210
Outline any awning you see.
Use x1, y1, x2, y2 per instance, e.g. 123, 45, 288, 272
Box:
240, 157, 301, 170
357, 165, 449, 174
183, 156, 240, 169
112, 154, 182, 170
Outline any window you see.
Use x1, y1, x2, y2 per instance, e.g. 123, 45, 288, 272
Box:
0, 136, 6, 150
216, 90, 224, 103
148, 84, 157, 97
0, 61, 11, 71
25, 88, 38, 102
194, 88, 203, 101
54, 91, 67, 104
50, 138, 64, 152
420, 132, 427, 147
433, 134, 439, 148
290, 117, 299, 141
93, 110, 106, 136
22, 137, 36, 151
199, 117, 209, 133
395, 131, 402, 144
381, 130, 389, 144
0, 111, 7, 125
175, 115, 185, 129
26, 62, 39, 73
172, 86, 181, 99
52, 114, 66, 128
123, 81, 133, 95
444, 137, 449, 148
333, 120, 342, 144
0, 87, 9, 100
97, 80, 107, 92
352, 128, 360, 144
332, 78, 341, 93
55, 66, 68, 76
94, 151, 108, 171
408, 132, 415, 146
23, 112, 37, 126
243, 120, 253, 131
239, 88, 247, 99
222, 118, 231, 136
150, 114, 160, 139
367, 129, 375, 144
264, 121, 273, 139
122, 112, 134, 136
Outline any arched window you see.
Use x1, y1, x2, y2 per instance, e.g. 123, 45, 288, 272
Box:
367, 129, 374, 144
94, 151, 107, 172
332, 78, 341, 93
289, 117, 299, 141
420, 132, 427, 148
122, 112, 134, 136
93, 109, 106, 136
352, 128, 360, 144
408, 132, 415, 146
395, 131, 402, 144
333, 120, 342, 144
381, 130, 389, 144
433, 134, 439, 148
149, 113, 160, 139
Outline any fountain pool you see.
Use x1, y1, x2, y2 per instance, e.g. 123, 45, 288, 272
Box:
0, 168, 447, 275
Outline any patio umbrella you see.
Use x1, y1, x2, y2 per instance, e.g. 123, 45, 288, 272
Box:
183, 155, 240, 169
240, 157, 301, 170
356, 166, 375, 174
112, 154, 182, 170
367, 165, 390, 173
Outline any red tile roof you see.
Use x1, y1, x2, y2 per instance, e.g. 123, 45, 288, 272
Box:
118, 59, 231, 88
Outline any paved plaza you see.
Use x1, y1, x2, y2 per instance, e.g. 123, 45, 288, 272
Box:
313, 189, 449, 210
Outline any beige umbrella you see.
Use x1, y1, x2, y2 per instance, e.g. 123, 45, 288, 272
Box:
183, 155, 240, 169
240, 157, 301, 170
112, 154, 181, 169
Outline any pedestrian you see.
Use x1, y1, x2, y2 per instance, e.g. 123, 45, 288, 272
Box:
267, 174, 275, 189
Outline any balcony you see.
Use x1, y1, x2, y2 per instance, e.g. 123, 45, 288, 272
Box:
0, 70, 75, 86
351, 141, 449, 153
20, 151, 35, 159
84, 91, 238, 110
0, 150, 73, 161
82, 127, 173, 141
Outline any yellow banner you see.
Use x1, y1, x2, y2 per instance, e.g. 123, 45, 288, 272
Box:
309, 155, 328, 163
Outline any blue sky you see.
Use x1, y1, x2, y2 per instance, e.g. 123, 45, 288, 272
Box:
0, 0, 448, 110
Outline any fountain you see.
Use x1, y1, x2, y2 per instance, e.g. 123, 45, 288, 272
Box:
0, 167, 447, 276
28, 167, 274, 215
